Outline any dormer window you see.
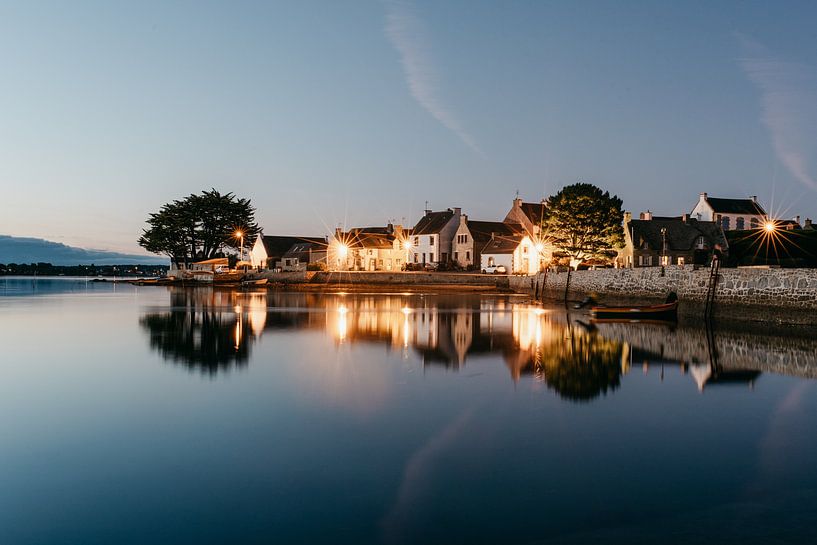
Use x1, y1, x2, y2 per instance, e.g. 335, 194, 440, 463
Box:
696, 236, 707, 249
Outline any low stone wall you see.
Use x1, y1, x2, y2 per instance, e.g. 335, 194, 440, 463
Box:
259, 270, 510, 287
526, 266, 817, 309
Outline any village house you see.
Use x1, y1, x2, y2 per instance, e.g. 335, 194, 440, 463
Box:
690, 193, 767, 231
327, 224, 409, 271
452, 215, 523, 270
249, 234, 326, 270
618, 212, 727, 268
279, 240, 328, 271
409, 208, 461, 267
479, 231, 542, 275
502, 197, 555, 262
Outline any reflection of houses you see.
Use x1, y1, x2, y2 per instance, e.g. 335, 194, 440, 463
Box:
327, 225, 408, 271
409, 208, 462, 266
619, 212, 727, 268
690, 193, 767, 231
249, 234, 326, 270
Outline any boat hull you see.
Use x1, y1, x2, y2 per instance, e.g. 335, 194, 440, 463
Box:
590, 301, 678, 322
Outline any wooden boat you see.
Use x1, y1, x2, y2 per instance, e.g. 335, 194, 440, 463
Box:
241, 278, 268, 287
591, 300, 678, 321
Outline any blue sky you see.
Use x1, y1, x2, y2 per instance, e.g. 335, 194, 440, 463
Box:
2, 0, 817, 253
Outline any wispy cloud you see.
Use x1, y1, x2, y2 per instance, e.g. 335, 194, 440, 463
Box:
738, 34, 817, 191
384, 0, 480, 153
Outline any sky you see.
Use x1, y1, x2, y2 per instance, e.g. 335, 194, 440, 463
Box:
2, 0, 817, 254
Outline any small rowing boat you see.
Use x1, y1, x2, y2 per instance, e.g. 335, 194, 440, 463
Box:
591, 292, 679, 322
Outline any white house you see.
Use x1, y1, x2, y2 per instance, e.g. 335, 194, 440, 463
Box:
690, 193, 767, 231
479, 233, 541, 275
502, 197, 555, 262
409, 208, 462, 266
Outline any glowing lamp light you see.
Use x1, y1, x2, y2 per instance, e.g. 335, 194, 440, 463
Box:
338, 243, 349, 258
764, 221, 776, 233
235, 230, 244, 238
535, 243, 545, 253
403, 240, 413, 250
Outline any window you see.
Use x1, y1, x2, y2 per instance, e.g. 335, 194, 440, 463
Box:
696, 236, 707, 249
429, 235, 435, 245
413, 236, 419, 246
646, 255, 653, 266
466, 251, 470, 261
638, 255, 643, 266
721, 216, 731, 230
660, 255, 669, 266
522, 245, 528, 254
677, 257, 685, 266
750, 217, 759, 229
454, 252, 459, 260
430, 253, 435, 262
488, 257, 495, 266
736, 217, 745, 230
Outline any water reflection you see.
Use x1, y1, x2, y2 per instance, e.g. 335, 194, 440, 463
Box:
139, 289, 817, 400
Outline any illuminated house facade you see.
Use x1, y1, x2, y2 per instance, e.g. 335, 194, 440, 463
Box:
327, 224, 409, 271
619, 212, 727, 268
690, 193, 767, 231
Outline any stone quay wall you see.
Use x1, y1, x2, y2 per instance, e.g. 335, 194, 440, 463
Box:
514, 266, 817, 309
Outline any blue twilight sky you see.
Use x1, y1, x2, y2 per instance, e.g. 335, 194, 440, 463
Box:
2, 0, 817, 253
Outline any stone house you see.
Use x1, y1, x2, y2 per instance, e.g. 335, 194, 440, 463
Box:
502, 197, 555, 262
690, 193, 767, 231
618, 212, 727, 268
327, 225, 409, 271
409, 208, 461, 266
452, 215, 523, 270
279, 241, 328, 271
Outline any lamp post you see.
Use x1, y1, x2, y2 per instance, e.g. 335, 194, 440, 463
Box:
660, 227, 667, 276
235, 230, 244, 268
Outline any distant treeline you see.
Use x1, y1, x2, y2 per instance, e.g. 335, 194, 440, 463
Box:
0, 263, 168, 276
726, 229, 817, 268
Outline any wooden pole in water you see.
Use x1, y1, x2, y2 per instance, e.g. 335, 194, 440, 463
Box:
564, 267, 571, 305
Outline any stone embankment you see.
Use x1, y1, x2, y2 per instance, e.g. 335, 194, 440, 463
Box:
511, 266, 817, 321
257, 270, 511, 290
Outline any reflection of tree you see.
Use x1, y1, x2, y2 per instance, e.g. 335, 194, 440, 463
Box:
140, 290, 252, 374
535, 330, 623, 402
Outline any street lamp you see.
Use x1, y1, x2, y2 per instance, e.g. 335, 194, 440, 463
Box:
235, 230, 244, 265
764, 221, 776, 233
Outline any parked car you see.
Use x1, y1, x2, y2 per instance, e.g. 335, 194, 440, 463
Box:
482, 265, 507, 274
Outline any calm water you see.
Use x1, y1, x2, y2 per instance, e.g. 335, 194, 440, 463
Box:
1, 277, 816, 544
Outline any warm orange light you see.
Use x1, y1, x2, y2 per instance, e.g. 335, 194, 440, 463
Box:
535, 243, 545, 253
235, 230, 244, 238
764, 221, 776, 233
403, 240, 413, 250
338, 243, 349, 258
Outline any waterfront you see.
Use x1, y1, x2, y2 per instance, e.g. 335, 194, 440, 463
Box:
1, 278, 816, 544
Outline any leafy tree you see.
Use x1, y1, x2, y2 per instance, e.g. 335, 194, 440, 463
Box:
138, 189, 260, 266
543, 182, 624, 269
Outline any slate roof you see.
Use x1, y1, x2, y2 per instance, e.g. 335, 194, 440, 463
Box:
703, 197, 766, 215
283, 241, 327, 261
467, 221, 523, 243
341, 228, 395, 249
628, 217, 727, 251
261, 235, 325, 257
519, 202, 548, 226
480, 233, 524, 255
412, 210, 455, 235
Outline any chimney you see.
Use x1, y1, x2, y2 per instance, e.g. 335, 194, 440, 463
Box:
453, 207, 461, 217
700, 192, 708, 199
623, 211, 632, 224
682, 213, 688, 223
750, 195, 757, 202
806, 218, 813, 229
424, 209, 432, 216
795, 215, 801, 226
460, 214, 468, 225
386, 223, 394, 234
639, 210, 652, 221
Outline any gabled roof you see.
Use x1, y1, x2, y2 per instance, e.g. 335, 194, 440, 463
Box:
261, 235, 326, 257
283, 241, 327, 259
628, 217, 726, 251
480, 233, 524, 254
467, 220, 524, 243
339, 227, 395, 249
519, 202, 548, 227
703, 197, 766, 215
412, 210, 455, 235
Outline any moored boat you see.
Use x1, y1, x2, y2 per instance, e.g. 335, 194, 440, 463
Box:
591, 293, 679, 322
